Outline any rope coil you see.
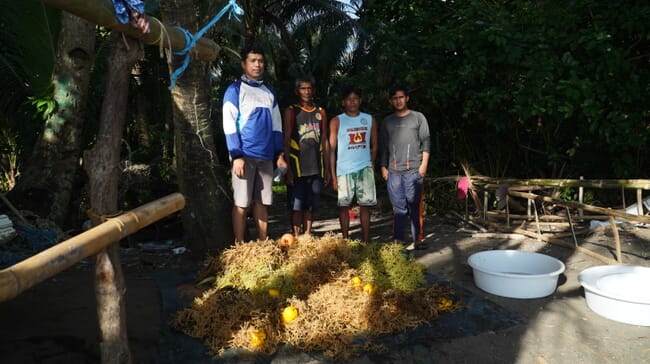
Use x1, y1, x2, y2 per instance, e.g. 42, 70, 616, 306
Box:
167, 0, 243, 90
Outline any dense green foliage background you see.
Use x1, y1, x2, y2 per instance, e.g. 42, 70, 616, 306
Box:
358, 0, 649, 178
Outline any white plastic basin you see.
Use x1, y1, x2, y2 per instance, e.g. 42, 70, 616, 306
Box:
468, 250, 566, 299
578, 265, 650, 326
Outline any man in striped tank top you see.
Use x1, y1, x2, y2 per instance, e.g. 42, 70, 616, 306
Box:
283, 76, 329, 236
328, 86, 378, 242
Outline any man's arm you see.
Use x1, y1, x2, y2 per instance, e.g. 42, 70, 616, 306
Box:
223, 84, 245, 177
328, 116, 340, 190
270, 94, 287, 173
379, 118, 389, 180
223, 84, 243, 159
271, 98, 284, 157
282, 107, 293, 184
320, 109, 330, 184
418, 112, 431, 177
419, 152, 430, 177
370, 116, 378, 164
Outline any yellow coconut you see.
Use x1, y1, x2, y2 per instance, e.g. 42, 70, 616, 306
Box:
282, 306, 299, 324
350, 276, 362, 287
278, 233, 297, 248
362, 283, 376, 295
249, 328, 266, 347
268, 288, 280, 297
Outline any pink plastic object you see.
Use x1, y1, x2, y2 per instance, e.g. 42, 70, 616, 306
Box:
457, 177, 470, 199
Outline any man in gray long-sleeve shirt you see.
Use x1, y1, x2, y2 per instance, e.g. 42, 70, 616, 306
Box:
379, 84, 431, 250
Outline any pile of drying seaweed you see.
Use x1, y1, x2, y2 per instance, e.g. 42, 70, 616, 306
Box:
173, 234, 462, 360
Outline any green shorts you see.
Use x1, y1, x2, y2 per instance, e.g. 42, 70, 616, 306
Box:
337, 166, 377, 207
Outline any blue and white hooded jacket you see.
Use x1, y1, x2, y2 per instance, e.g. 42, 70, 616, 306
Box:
223, 76, 283, 161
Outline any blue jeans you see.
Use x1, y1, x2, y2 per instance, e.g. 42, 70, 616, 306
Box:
387, 171, 424, 242
288, 175, 324, 211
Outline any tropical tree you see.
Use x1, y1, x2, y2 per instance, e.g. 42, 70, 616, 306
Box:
210, 0, 359, 102
6, 8, 95, 225
160, 0, 235, 252
0, 1, 61, 191
83, 32, 142, 364
357, 0, 650, 178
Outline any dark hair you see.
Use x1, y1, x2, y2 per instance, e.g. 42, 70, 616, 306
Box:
340, 85, 362, 99
389, 83, 410, 98
240, 44, 265, 61
295, 75, 315, 89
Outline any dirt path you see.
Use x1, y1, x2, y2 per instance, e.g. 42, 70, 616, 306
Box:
0, 191, 648, 363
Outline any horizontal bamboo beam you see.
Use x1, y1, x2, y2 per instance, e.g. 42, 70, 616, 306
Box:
41, 0, 220, 61
481, 219, 617, 265
507, 190, 650, 224
476, 178, 650, 190
0, 193, 185, 303
431, 176, 650, 190
486, 211, 611, 221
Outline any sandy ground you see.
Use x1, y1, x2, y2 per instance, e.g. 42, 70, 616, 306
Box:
0, 191, 648, 363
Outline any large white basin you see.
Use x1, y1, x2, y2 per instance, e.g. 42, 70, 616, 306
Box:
578, 265, 650, 326
468, 250, 565, 299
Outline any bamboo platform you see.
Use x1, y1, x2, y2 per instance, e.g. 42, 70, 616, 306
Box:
439, 176, 650, 265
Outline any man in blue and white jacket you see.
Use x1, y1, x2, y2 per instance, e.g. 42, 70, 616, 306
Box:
223, 44, 286, 243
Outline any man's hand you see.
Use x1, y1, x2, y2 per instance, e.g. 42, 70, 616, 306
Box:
381, 166, 389, 181
323, 170, 331, 186
276, 154, 288, 169
232, 158, 245, 178
418, 164, 427, 178
331, 175, 338, 191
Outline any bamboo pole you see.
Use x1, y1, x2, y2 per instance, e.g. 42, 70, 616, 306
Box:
566, 207, 578, 247
0, 193, 185, 302
478, 178, 650, 190
507, 190, 650, 224
41, 0, 220, 61
0, 193, 28, 225
550, 225, 608, 238
506, 196, 510, 227
608, 216, 622, 263
533, 201, 541, 236
431, 176, 650, 190
450, 210, 487, 232
578, 176, 584, 217
483, 190, 488, 221
486, 211, 611, 221
481, 220, 617, 265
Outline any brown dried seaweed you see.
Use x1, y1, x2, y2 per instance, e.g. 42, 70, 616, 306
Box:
172, 234, 463, 359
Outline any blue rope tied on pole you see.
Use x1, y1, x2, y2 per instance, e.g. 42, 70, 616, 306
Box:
168, 0, 244, 90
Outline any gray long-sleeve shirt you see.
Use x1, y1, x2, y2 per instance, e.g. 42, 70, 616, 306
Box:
379, 110, 431, 174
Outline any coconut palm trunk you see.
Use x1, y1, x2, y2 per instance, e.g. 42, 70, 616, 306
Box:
160, 0, 234, 253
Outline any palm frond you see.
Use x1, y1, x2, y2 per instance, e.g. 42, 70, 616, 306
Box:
0, 0, 60, 118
